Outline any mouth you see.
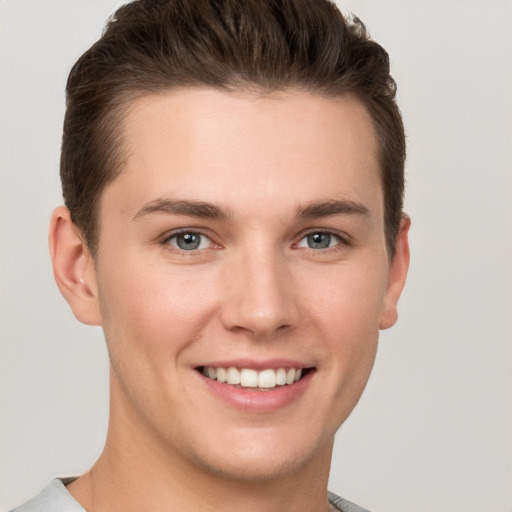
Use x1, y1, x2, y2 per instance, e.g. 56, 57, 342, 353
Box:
197, 366, 313, 390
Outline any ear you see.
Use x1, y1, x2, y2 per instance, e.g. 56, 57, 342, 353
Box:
49, 206, 102, 326
379, 216, 411, 330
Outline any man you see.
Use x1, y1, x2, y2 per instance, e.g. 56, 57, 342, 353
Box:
12, 0, 410, 511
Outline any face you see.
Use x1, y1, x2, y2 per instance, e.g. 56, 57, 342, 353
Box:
81, 89, 408, 481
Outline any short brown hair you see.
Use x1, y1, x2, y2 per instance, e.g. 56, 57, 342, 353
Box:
61, 0, 405, 256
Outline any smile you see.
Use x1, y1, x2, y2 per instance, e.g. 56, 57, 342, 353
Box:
199, 366, 308, 389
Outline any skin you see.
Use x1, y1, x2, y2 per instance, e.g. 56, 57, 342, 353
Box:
49, 88, 410, 512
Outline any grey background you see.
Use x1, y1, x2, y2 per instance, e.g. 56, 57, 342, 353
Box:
1, 0, 511, 511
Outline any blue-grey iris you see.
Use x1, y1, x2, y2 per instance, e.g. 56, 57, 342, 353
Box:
307, 233, 331, 249
176, 232, 201, 250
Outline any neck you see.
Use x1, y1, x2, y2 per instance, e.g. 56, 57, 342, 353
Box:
68, 416, 332, 512
69, 437, 334, 512
67, 385, 334, 512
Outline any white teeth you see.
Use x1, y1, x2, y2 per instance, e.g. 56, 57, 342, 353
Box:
276, 368, 287, 385
226, 367, 241, 385
216, 367, 227, 383
240, 369, 258, 387
258, 369, 276, 388
202, 366, 305, 388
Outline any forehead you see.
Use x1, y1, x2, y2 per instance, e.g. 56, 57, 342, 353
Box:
105, 88, 382, 219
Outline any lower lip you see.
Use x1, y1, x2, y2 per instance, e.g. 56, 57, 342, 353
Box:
197, 370, 314, 412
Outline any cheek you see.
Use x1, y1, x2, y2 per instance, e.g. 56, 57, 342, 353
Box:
96, 256, 219, 359
308, 261, 387, 387
94, 257, 221, 418
308, 261, 388, 336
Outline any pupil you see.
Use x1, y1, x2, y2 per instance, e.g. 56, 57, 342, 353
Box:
308, 233, 330, 249
177, 233, 200, 250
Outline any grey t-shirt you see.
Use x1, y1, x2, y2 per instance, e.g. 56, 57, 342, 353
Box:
11, 478, 372, 512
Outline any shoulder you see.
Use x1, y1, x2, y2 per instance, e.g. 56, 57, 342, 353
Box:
10, 479, 85, 512
12, 482, 370, 512
328, 490, 373, 512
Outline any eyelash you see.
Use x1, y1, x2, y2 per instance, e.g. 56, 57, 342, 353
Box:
162, 229, 218, 253
295, 230, 351, 251
161, 228, 351, 254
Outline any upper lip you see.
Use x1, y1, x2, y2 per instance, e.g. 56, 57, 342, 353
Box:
194, 358, 313, 371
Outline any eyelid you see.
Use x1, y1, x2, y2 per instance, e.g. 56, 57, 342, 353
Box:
161, 228, 221, 251
295, 228, 351, 247
158, 227, 351, 253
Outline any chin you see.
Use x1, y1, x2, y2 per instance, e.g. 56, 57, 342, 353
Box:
193, 451, 310, 482
185, 429, 333, 483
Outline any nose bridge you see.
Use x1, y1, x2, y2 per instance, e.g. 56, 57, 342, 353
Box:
220, 242, 297, 337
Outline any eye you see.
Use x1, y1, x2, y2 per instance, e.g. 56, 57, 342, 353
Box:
297, 232, 342, 250
167, 231, 212, 251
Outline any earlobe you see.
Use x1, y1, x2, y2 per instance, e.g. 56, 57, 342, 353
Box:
379, 216, 411, 330
49, 206, 102, 326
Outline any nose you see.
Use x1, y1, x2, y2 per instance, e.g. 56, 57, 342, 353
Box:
219, 247, 299, 339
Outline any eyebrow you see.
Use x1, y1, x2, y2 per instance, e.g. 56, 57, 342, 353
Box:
295, 199, 370, 219
133, 197, 369, 222
133, 198, 232, 221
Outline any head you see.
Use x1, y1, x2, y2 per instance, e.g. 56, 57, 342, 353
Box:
50, 0, 410, 488
61, 0, 405, 259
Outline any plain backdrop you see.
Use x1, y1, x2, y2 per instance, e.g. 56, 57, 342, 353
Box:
1, 1, 511, 511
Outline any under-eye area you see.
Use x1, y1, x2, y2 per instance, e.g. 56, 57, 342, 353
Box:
197, 367, 314, 390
